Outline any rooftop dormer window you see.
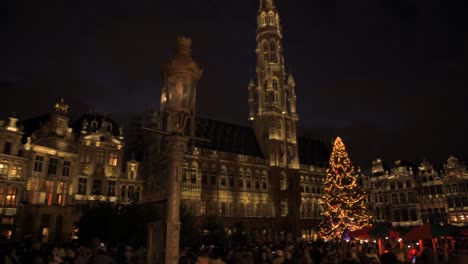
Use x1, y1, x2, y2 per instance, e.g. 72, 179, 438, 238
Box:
91, 121, 98, 131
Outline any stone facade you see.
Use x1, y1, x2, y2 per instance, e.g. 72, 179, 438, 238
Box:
0, 100, 143, 242
142, 0, 330, 241
363, 157, 468, 227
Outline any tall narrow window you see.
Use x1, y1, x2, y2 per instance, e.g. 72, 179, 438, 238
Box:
220, 166, 227, 186
96, 151, 105, 164
280, 173, 287, 190
28, 179, 42, 204
135, 187, 141, 202
44, 181, 54, 205
263, 41, 269, 52
281, 201, 288, 216
200, 201, 206, 215
121, 185, 126, 199
62, 161, 70, 177
4, 142, 12, 155
48, 158, 58, 175
246, 169, 252, 189
210, 166, 216, 185
92, 180, 102, 195
261, 172, 268, 189
0, 162, 9, 178
108, 153, 118, 167
182, 163, 188, 183
201, 167, 207, 185
56, 182, 66, 206
272, 80, 278, 90
270, 42, 278, 62
5, 187, 17, 208
78, 178, 87, 195
81, 150, 91, 163
34, 156, 44, 172
238, 169, 244, 188
108, 181, 116, 196
128, 186, 135, 200
11, 165, 22, 179
91, 121, 98, 131
228, 169, 234, 187
190, 165, 197, 184
0, 187, 5, 207
254, 171, 260, 189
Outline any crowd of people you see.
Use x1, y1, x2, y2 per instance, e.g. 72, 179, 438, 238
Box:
0, 237, 145, 264
1, 238, 467, 263
180, 239, 468, 264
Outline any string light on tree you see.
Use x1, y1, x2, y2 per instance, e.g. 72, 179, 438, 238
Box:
319, 137, 372, 240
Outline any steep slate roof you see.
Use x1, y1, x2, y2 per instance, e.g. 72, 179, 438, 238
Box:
193, 117, 330, 166
194, 117, 263, 158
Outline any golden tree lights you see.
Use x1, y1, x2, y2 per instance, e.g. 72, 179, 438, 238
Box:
319, 137, 371, 240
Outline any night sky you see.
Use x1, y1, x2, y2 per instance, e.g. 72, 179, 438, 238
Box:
3, 0, 467, 169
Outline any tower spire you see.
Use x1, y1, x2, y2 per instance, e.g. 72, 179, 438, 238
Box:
249, 0, 300, 169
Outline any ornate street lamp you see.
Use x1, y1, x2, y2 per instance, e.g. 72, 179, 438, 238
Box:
161, 36, 203, 134
157, 36, 203, 264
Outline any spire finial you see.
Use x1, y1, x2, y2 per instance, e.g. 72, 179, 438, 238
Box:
54, 98, 69, 114
176, 36, 192, 55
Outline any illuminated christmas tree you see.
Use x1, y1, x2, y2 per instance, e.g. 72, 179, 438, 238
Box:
319, 137, 371, 240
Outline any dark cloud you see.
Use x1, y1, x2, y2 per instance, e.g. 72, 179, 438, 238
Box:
2, 0, 467, 169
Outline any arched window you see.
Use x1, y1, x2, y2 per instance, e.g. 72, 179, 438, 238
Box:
261, 171, 268, 189
190, 162, 198, 184
260, 13, 267, 26
280, 172, 287, 190
238, 168, 244, 188
220, 166, 227, 186
201, 165, 208, 185
254, 170, 260, 189
246, 169, 252, 189
268, 11, 275, 25
210, 165, 217, 185
91, 121, 98, 131
263, 42, 269, 52
270, 41, 276, 52
182, 162, 189, 183
228, 168, 235, 187
272, 80, 278, 90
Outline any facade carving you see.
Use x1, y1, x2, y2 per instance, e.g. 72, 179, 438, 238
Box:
362, 157, 468, 227
0, 100, 143, 242
143, 0, 329, 241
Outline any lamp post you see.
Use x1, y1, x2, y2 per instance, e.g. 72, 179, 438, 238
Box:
160, 36, 203, 264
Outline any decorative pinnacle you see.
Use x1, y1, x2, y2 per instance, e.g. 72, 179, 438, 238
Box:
54, 98, 69, 114
176, 36, 192, 55
287, 72, 295, 84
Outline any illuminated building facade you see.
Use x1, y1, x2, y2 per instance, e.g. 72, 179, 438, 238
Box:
0, 116, 27, 240
417, 161, 447, 224
142, 0, 329, 241
363, 157, 468, 227
443, 155, 468, 225
0, 100, 143, 242
364, 160, 421, 227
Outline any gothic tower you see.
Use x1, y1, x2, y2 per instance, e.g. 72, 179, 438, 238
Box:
249, 0, 299, 169
249, 0, 302, 240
